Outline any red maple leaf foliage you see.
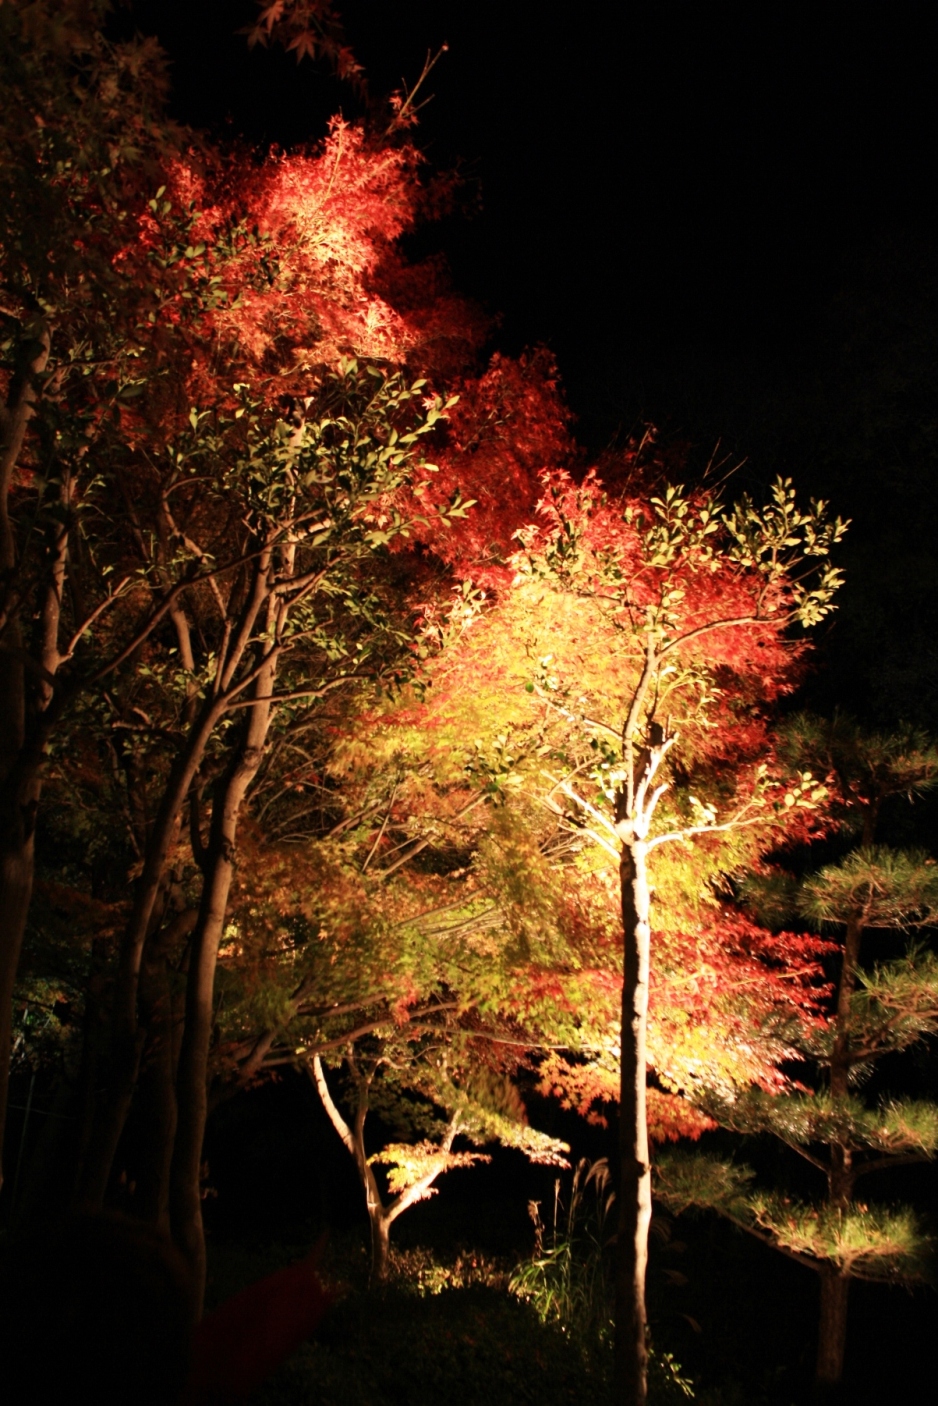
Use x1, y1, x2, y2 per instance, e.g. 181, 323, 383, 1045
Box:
242, 1, 363, 87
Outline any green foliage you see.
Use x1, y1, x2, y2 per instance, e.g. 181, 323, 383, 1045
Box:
655, 1150, 934, 1281
206, 1235, 613, 1406
368, 1142, 489, 1198
737, 869, 801, 929
509, 1158, 695, 1401
654, 1151, 757, 1224
509, 1158, 616, 1344
780, 713, 938, 820
719, 477, 848, 628
257, 1285, 614, 1406
699, 1087, 938, 1159
686, 714, 938, 1329
799, 848, 938, 929
353, 1039, 570, 1173
446, 1084, 570, 1167
848, 947, 938, 1055
748, 1197, 931, 1281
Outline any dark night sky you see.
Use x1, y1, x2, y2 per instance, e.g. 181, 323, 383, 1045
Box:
130, 1, 938, 725
131, 3, 938, 418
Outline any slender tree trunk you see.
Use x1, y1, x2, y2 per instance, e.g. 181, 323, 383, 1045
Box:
829, 915, 863, 1101
134, 910, 195, 1234
309, 1054, 457, 1288
78, 549, 273, 1210
351, 1089, 394, 1287
370, 1207, 391, 1285
170, 659, 276, 1316
73, 878, 170, 1209
71, 936, 109, 1198
74, 697, 226, 1210
615, 837, 652, 1406
0, 320, 51, 1194
310, 1055, 390, 1285
815, 1267, 850, 1396
0, 731, 59, 1194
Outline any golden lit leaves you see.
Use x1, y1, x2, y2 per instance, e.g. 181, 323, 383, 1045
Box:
369, 1142, 490, 1198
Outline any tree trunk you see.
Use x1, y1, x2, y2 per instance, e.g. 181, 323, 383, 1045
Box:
72, 883, 170, 1211
370, 1208, 391, 1286
0, 808, 36, 1196
0, 319, 52, 1194
0, 732, 60, 1195
133, 914, 194, 1234
74, 699, 228, 1210
310, 1055, 393, 1287
77, 543, 275, 1211
815, 1267, 850, 1396
829, 914, 863, 1102
615, 838, 652, 1406
170, 668, 275, 1316
309, 1053, 460, 1287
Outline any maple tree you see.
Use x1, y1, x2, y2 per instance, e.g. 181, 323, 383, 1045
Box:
252, 449, 842, 1402
509, 472, 845, 1406
1, 0, 614, 1325
242, 0, 361, 77
343, 461, 843, 1402
309, 1043, 567, 1284
655, 715, 938, 1395
173, 728, 576, 1284
173, 670, 825, 1292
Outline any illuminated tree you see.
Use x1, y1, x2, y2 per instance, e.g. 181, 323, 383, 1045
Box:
278, 460, 845, 1403
309, 1040, 567, 1284
439, 468, 846, 1403
656, 716, 938, 1396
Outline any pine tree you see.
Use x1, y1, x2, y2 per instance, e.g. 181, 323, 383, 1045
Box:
656, 715, 938, 1397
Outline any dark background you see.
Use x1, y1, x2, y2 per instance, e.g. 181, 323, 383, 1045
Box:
96, 6, 938, 1399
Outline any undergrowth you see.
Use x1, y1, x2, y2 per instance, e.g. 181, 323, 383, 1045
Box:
204, 1161, 707, 1404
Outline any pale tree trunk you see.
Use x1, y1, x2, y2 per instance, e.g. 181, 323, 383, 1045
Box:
611, 669, 669, 1406
310, 1054, 459, 1288
615, 838, 652, 1406
170, 642, 278, 1317
370, 1205, 392, 1286
311, 1053, 393, 1285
